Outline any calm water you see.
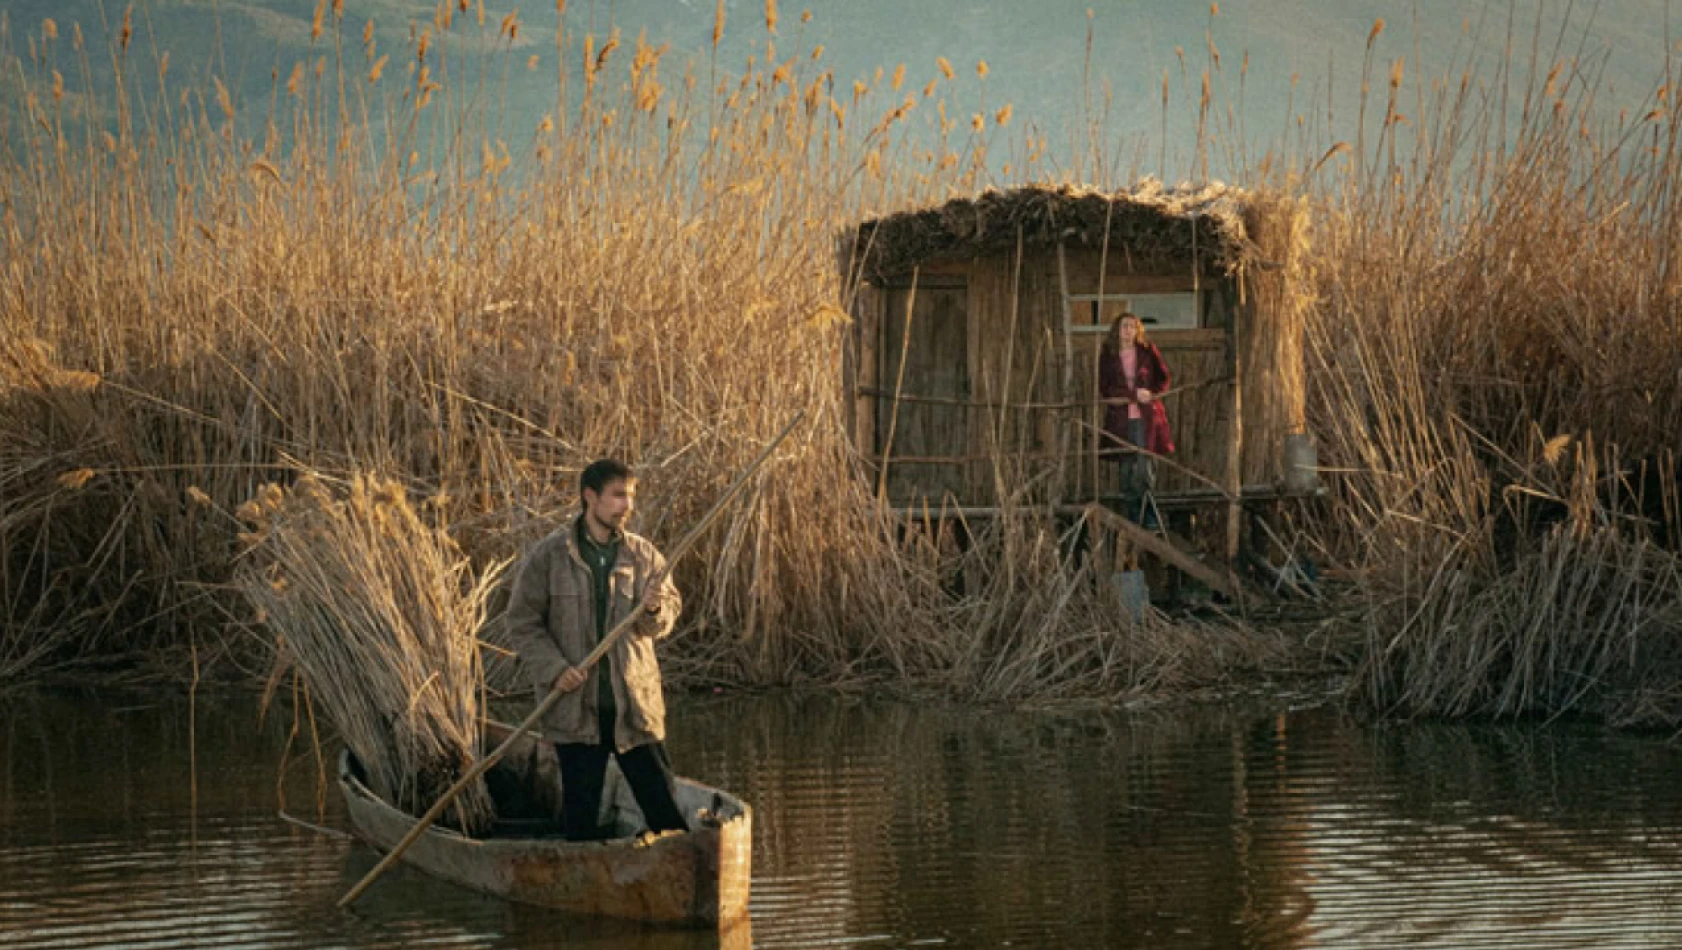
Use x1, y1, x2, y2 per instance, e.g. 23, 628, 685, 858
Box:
4, 691, 1682, 948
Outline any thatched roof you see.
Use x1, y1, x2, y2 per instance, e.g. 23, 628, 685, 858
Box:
848, 180, 1253, 281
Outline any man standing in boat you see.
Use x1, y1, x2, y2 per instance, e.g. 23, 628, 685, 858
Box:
504, 459, 689, 840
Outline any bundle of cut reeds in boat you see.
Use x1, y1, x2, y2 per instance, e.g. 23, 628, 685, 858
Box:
239, 473, 508, 833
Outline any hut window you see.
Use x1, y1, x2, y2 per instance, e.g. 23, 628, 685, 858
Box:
1068, 293, 1202, 333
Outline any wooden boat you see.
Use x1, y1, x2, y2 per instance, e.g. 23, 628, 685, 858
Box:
337, 720, 752, 930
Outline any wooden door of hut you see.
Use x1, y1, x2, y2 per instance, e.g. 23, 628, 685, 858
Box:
1063, 284, 1234, 500
876, 278, 970, 505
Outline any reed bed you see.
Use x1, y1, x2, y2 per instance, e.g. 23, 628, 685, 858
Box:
931, 502, 1300, 705
5, 5, 1679, 726
240, 473, 505, 831
1299, 15, 1682, 725
0, 5, 1294, 711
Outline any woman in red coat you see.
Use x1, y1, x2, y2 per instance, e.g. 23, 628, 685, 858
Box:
1098, 313, 1174, 525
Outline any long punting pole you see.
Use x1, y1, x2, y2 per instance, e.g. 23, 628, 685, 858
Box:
338, 411, 806, 908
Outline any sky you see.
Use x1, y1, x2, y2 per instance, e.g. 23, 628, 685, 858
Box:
2, 0, 1677, 179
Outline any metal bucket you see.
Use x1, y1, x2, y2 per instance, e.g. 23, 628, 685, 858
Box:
1110, 570, 1150, 623
1283, 432, 1319, 494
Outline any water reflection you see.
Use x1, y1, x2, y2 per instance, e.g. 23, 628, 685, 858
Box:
4, 691, 1682, 947
1238, 715, 1682, 948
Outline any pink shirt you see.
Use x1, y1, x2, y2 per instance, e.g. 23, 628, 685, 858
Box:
1120, 347, 1142, 419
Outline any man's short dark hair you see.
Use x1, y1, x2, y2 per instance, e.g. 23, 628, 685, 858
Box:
580, 458, 634, 503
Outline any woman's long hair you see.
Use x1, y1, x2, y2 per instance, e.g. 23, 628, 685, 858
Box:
1103, 312, 1149, 355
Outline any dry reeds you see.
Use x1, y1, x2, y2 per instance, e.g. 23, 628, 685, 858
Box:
0, 7, 967, 689
1296, 14, 1682, 724
13, 5, 1680, 727
850, 181, 1249, 282
240, 474, 508, 830
1347, 437, 1682, 724
0, 7, 1299, 709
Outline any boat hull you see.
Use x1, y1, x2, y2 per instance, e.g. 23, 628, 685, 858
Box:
337, 728, 751, 929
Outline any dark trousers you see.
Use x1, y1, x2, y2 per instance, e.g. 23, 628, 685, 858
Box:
555, 716, 688, 840
1116, 418, 1156, 523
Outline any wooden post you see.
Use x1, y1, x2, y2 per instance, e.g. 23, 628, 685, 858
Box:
876, 267, 919, 502
1055, 241, 1077, 504
849, 283, 881, 459
994, 227, 1025, 504
838, 237, 860, 459
1085, 504, 1246, 601
1225, 280, 1245, 568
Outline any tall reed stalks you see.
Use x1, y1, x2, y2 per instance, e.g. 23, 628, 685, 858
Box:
1297, 11, 1682, 724
6, 5, 1678, 726
240, 473, 505, 830
0, 7, 1290, 709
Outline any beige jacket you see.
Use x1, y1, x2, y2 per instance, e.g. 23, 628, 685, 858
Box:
502, 514, 681, 750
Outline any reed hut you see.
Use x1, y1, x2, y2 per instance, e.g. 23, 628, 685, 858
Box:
840, 182, 1312, 565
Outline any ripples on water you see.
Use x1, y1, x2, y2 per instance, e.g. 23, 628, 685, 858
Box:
4, 691, 1682, 948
